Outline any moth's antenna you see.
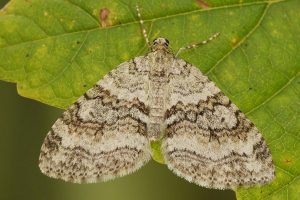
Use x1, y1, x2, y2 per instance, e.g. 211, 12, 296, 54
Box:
136, 4, 150, 48
176, 32, 220, 57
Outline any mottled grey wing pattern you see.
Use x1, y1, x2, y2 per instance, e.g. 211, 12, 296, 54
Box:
39, 58, 152, 183
162, 63, 275, 189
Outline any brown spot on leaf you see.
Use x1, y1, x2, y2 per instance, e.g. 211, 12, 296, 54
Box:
231, 37, 240, 47
99, 8, 110, 27
283, 159, 292, 164
196, 0, 210, 9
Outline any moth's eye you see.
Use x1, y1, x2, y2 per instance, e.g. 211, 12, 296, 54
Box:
165, 39, 169, 44
153, 38, 157, 43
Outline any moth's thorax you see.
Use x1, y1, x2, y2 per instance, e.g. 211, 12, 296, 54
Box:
147, 50, 173, 141
148, 50, 175, 72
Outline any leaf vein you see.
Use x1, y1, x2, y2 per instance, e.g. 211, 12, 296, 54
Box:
65, 0, 99, 26
261, 171, 299, 200
204, 3, 269, 75
246, 70, 300, 115
31, 31, 90, 90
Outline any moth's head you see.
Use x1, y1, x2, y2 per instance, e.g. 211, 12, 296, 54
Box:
151, 37, 170, 52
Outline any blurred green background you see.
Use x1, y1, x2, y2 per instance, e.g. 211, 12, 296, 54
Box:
0, 0, 235, 199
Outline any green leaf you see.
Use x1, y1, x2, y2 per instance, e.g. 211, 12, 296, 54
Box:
1, 0, 299, 199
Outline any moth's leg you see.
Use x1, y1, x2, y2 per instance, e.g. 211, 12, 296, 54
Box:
136, 4, 150, 48
175, 32, 220, 57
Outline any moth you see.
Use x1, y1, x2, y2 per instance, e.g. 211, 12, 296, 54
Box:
39, 5, 275, 189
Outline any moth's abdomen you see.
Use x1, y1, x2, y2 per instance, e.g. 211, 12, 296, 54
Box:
148, 60, 169, 140
148, 79, 168, 140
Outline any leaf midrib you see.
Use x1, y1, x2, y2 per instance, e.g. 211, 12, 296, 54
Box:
0, 0, 287, 49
